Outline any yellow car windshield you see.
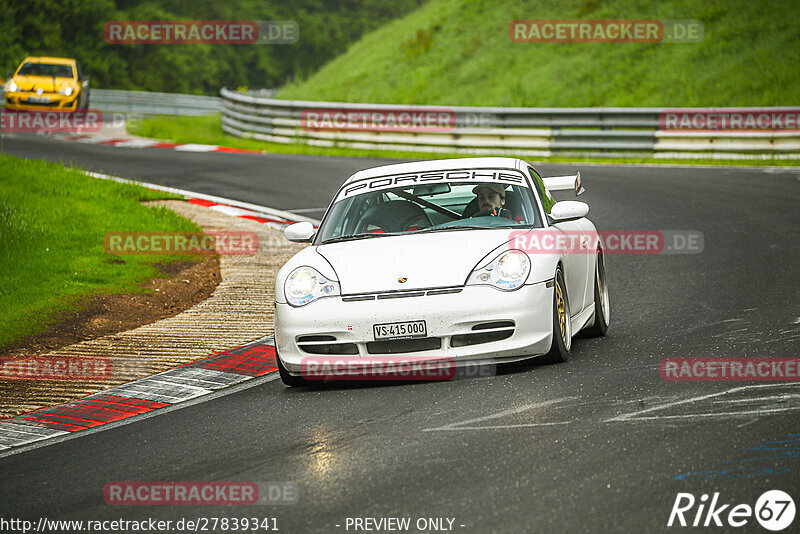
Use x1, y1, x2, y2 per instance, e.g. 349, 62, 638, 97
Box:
18, 63, 74, 78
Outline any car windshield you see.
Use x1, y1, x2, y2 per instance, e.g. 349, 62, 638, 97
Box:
317, 173, 542, 244
18, 63, 74, 78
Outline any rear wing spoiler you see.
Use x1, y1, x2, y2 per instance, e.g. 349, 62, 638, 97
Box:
542, 172, 584, 196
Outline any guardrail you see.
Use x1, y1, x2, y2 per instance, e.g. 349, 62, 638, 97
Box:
219, 88, 800, 159
91, 89, 221, 116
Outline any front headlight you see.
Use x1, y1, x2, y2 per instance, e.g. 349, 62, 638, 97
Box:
284, 266, 340, 306
6, 80, 18, 93
467, 250, 530, 291
59, 87, 74, 96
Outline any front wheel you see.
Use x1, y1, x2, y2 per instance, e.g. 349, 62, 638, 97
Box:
583, 251, 609, 337
542, 267, 572, 363
276, 348, 308, 387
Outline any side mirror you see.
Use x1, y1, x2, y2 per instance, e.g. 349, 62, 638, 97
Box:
550, 201, 589, 222
284, 221, 315, 242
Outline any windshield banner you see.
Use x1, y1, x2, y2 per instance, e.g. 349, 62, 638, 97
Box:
337, 169, 529, 201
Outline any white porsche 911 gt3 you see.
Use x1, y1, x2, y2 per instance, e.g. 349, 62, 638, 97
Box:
274, 157, 609, 386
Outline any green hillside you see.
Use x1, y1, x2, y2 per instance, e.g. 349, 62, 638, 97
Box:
278, 0, 800, 106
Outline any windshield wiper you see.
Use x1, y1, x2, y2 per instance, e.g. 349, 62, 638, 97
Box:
414, 225, 493, 233
415, 224, 530, 234
320, 232, 400, 244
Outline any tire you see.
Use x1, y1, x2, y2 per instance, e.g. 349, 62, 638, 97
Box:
276, 347, 308, 387
583, 251, 609, 337
543, 267, 572, 363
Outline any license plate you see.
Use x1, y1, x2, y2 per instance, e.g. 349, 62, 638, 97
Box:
28, 96, 50, 103
373, 320, 427, 340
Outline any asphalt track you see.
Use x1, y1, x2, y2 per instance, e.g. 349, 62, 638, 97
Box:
1, 133, 800, 533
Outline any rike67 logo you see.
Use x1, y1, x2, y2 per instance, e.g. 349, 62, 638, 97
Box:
668, 490, 795, 530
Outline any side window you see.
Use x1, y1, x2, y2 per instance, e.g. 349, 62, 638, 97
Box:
333, 198, 354, 238
528, 166, 555, 214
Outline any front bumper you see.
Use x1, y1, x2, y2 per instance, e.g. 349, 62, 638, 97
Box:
275, 281, 554, 375
5, 92, 78, 111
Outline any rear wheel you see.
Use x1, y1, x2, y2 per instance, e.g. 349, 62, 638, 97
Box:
543, 267, 572, 363
583, 251, 609, 337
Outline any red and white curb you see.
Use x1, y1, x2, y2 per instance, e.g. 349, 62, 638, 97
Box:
0, 176, 319, 455
0, 337, 278, 452
85, 171, 319, 231
48, 131, 265, 155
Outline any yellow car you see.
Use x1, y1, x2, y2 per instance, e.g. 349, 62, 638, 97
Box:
5, 57, 90, 112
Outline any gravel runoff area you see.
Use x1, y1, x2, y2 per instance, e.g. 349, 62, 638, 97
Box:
0, 200, 307, 418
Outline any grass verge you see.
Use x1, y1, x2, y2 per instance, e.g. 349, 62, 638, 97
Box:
0, 153, 198, 348
129, 114, 800, 167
